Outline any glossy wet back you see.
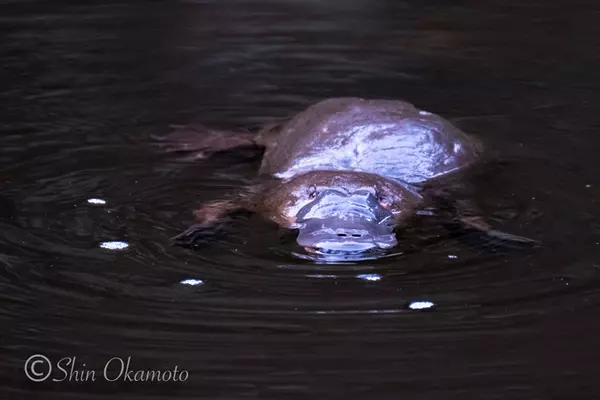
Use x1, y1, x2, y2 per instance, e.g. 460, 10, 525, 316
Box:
259, 98, 482, 184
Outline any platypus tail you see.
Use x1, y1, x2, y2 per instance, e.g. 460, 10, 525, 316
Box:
254, 120, 285, 147
152, 123, 261, 159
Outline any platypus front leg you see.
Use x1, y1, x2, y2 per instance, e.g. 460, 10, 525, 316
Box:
459, 215, 539, 244
172, 183, 269, 246
425, 184, 539, 245
456, 199, 540, 244
171, 199, 243, 245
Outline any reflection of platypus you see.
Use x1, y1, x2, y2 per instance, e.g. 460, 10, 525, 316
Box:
162, 98, 535, 254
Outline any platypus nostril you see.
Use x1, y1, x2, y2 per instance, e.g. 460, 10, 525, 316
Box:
351, 233, 362, 238
337, 233, 347, 237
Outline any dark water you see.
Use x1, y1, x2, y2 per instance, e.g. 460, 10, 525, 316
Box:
2, 0, 600, 398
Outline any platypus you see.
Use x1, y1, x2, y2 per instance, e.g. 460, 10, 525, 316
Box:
161, 97, 535, 255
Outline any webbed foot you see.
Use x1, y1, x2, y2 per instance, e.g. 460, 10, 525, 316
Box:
172, 199, 241, 246
171, 223, 213, 246
460, 216, 540, 245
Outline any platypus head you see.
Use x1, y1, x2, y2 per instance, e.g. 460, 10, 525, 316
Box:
264, 171, 422, 255
295, 188, 397, 253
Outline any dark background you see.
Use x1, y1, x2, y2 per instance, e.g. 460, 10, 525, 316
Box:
2, 0, 600, 398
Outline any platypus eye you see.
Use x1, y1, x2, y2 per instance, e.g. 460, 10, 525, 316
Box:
377, 193, 390, 207
308, 186, 318, 199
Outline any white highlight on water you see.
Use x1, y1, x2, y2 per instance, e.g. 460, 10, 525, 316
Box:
356, 273, 382, 281
87, 198, 106, 205
99, 241, 129, 250
409, 301, 435, 310
180, 279, 204, 286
